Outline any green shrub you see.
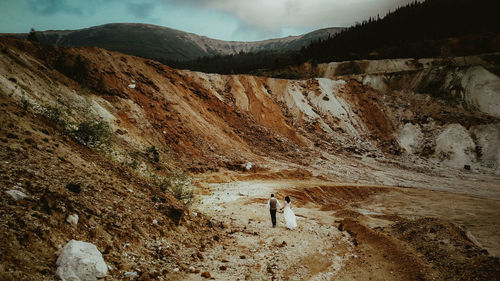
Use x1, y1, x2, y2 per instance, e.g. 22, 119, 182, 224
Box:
159, 172, 194, 205
146, 145, 160, 163
72, 120, 112, 148
20, 96, 31, 111
41, 105, 66, 128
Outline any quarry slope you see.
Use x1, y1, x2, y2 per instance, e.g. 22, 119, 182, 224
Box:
1, 38, 500, 280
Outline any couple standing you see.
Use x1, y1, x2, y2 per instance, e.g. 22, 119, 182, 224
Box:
267, 194, 297, 229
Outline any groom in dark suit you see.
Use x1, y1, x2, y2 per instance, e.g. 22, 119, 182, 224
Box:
267, 194, 282, 227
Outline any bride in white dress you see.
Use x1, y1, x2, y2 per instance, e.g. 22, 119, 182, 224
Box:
281, 196, 297, 229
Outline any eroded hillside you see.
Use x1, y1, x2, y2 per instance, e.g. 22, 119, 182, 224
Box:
1, 38, 499, 280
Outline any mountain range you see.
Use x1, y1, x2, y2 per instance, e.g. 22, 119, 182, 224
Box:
16, 23, 343, 61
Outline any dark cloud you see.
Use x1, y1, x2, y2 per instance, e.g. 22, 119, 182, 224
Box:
127, 1, 156, 19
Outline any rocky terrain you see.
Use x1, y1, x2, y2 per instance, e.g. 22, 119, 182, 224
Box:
0, 37, 499, 280
6, 23, 343, 61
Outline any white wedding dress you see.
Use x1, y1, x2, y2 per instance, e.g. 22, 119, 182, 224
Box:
283, 202, 297, 229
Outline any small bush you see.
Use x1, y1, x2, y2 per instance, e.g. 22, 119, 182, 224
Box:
159, 172, 194, 205
146, 145, 160, 163
20, 96, 31, 111
72, 120, 112, 148
41, 105, 66, 128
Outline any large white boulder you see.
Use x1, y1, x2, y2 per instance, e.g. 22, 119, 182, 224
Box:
435, 124, 476, 169
56, 240, 108, 281
470, 123, 500, 173
461, 66, 500, 118
397, 123, 424, 154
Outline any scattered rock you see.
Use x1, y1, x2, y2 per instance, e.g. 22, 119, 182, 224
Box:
201, 271, 211, 278
56, 240, 107, 281
66, 182, 82, 194
66, 214, 79, 226
124, 271, 138, 279
219, 265, 227, 271
6, 189, 28, 201
240, 255, 246, 259
244, 162, 253, 171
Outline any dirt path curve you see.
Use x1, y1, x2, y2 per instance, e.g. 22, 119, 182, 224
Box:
188, 180, 355, 280
181, 178, 500, 281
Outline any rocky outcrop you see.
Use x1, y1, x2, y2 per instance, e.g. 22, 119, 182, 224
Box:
435, 124, 476, 169
471, 123, 500, 173
397, 123, 424, 154
461, 66, 500, 118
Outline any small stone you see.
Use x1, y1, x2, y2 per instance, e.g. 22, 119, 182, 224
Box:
6, 190, 28, 201
188, 266, 196, 273
173, 268, 179, 273
152, 219, 158, 225
240, 255, 246, 259
66, 214, 79, 226
124, 271, 138, 278
219, 265, 227, 271
201, 271, 211, 278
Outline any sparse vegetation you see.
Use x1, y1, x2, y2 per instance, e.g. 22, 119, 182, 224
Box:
20, 95, 31, 111
72, 120, 112, 148
146, 145, 160, 163
159, 172, 194, 205
41, 105, 66, 128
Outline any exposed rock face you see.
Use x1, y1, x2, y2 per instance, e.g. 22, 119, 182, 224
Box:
435, 124, 476, 169
398, 123, 424, 154
56, 240, 108, 281
461, 66, 500, 118
0, 38, 498, 175
471, 123, 500, 173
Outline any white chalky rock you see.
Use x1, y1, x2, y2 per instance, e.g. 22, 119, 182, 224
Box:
398, 123, 423, 154
435, 123, 476, 169
56, 240, 108, 281
128, 84, 136, 89
66, 214, 79, 226
244, 162, 252, 171
6, 190, 28, 201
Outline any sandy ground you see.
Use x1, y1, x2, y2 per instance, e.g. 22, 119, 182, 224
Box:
181, 179, 500, 280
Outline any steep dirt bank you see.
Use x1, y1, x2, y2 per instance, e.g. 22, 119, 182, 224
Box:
0, 93, 225, 280
1, 37, 499, 176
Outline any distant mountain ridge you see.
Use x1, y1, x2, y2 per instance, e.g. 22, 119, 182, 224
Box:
13, 23, 343, 61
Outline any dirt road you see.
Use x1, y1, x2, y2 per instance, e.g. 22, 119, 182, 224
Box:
183, 179, 500, 280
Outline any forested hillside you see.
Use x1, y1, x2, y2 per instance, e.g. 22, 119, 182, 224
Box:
171, 0, 500, 75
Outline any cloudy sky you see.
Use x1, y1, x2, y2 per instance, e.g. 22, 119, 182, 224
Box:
0, 0, 416, 41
